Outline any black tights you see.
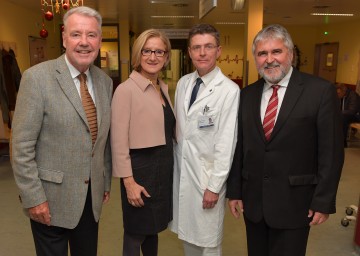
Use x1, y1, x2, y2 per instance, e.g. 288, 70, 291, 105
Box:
123, 231, 158, 256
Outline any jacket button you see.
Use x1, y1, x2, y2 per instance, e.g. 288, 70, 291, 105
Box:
263, 175, 269, 180
84, 179, 90, 184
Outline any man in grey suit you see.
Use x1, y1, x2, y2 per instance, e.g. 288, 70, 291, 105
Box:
11, 6, 113, 256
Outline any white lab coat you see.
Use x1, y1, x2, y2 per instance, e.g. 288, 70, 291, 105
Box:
169, 68, 240, 247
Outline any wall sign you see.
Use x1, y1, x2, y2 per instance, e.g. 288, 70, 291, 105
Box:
326, 53, 334, 67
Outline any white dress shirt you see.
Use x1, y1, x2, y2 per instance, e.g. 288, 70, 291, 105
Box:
65, 55, 96, 106
260, 66, 293, 123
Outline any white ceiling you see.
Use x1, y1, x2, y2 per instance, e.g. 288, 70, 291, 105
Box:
7, 0, 360, 33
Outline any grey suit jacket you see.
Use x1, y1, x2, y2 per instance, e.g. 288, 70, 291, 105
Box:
11, 54, 113, 229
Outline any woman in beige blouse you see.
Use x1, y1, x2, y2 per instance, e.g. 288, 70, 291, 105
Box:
111, 29, 175, 256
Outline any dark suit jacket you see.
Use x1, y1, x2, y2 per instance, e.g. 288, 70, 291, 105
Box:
227, 68, 344, 229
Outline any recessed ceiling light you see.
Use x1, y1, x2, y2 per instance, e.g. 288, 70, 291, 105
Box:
173, 4, 188, 7
149, 0, 190, 3
232, 0, 245, 11
310, 13, 354, 16
151, 15, 194, 18
215, 22, 245, 25
313, 5, 330, 9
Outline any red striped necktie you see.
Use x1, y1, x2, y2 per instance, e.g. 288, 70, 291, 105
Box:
263, 85, 280, 141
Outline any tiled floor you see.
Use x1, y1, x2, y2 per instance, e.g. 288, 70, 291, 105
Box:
0, 134, 359, 255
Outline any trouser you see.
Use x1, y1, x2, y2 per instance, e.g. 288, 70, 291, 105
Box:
123, 231, 158, 256
244, 216, 310, 256
183, 241, 222, 256
30, 184, 98, 256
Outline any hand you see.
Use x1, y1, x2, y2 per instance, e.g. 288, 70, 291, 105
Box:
202, 189, 219, 209
228, 199, 244, 219
123, 176, 151, 207
28, 201, 51, 226
308, 209, 329, 226
103, 191, 110, 203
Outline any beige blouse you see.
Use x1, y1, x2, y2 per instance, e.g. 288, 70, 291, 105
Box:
110, 70, 174, 178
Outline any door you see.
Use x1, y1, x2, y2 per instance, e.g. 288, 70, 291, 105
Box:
166, 39, 193, 102
313, 42, 339, 83
170, 39, 193, 77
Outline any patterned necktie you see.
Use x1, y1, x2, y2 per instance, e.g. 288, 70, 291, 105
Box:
263, 85, 280, 141
78, 73, 98, 145
189, 77, 203, 109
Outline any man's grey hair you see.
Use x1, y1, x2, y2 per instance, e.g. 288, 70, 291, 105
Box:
252, 24, 294, 56
63, 6, 102, 32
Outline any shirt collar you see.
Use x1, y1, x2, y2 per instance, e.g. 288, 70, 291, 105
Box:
129, 70, 156, 92
264, 66, 293, 91
64, 55, 90, 79
196, 66, 220, 87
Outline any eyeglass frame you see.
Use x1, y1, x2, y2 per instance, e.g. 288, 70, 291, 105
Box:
189, 44, 219, 53
141, 49, 168, 57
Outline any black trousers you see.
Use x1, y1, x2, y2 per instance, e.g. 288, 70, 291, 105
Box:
30, 184, 98, 256
244, 216, 310, 256
123, 231, 158, 256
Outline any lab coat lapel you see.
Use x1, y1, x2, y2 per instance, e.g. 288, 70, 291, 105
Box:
186, 73, 218, 115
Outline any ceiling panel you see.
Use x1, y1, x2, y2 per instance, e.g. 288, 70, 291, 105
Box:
6, 0, 360, 33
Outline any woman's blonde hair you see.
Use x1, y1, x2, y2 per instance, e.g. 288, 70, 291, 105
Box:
131, 29, 172, 72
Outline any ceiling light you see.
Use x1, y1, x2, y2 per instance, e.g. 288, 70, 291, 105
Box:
173, 4, 188, 7
215, 22, 245, 25
149, 0, 189, 3
232, 0, 245, 11
313, 5, 330, 9
151, 15, 194, 18
310, 13, 354, 16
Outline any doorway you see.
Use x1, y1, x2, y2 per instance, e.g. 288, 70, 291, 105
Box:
164, 39, 193, 102
170, 39, 193, 77
313, 42, 339, 83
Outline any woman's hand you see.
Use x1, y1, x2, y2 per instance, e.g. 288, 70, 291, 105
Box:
123, 176, 151, 207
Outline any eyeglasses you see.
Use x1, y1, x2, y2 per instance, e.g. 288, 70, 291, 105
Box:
141, 49, 167, 57
190, 44, 218, 52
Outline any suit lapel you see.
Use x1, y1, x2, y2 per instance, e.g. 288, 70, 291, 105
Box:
90, 67, 103, 127
55, 56, 88, 126
270, 69, 304, 141
252, 80, 267, 141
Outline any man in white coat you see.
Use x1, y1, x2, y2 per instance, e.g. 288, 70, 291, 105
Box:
169, 23, 240, 255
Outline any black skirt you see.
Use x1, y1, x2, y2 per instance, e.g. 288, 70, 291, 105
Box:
121, 96, 175, 235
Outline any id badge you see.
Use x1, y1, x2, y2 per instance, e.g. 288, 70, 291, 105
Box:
198, 115, 214, 128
